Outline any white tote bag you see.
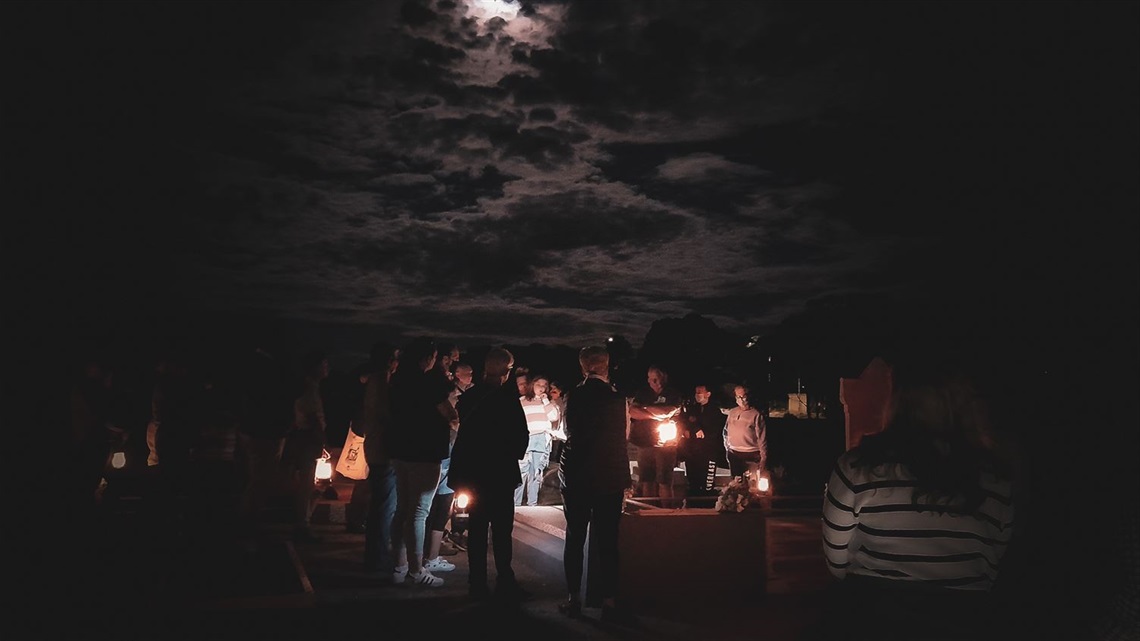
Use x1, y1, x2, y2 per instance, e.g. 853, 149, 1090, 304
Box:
335, 429, 369, 480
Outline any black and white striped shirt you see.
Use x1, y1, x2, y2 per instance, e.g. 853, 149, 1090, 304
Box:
822, 450, 1015, 590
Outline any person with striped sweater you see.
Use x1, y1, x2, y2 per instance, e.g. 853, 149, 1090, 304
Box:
816, 357, 1016, 640
515, 373, 561, 506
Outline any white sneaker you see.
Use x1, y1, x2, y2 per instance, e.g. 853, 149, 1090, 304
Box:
408, 569, 444, 587
423, 557, 456, 572
392, 565, 409, 584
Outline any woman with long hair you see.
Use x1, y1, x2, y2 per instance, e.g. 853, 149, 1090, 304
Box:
814, 356, 1016, 640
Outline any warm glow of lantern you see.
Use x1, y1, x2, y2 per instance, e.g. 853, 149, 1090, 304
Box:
455, 492, 470, 509
315, 451, 333, 481
757, 476, 770, 493
656, 420, 677, 443
110, 451, 126, 469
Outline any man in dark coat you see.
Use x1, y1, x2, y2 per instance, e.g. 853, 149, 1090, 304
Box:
557, 346, 634, 623
449, 347, 530, 600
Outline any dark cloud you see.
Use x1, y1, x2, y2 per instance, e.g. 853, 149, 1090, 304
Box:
503, 190, 690, 252
362, 165, 520, 216
528, 107, 557, 122
293, 188, 690, 296
6, 0, 1134, 354
400, 1, 439, 27
385, 110, 586, 169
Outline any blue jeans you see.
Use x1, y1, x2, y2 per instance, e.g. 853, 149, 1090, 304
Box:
514, 450, 549, 506
364, 460, 397, 571
391, 459, 441, 573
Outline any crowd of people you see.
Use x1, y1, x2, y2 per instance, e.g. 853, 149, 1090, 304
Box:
63, 337, 768, 609
70, 336, 1121, 638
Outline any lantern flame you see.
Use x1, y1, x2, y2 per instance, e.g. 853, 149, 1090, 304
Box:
455, 492, 470, 509
110, 451, 126, 469
757, 475, 770, 493
656, 420, 677, 443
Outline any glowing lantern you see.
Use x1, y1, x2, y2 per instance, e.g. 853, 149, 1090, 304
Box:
110, 451, 126, 469
315, 449, 333, 482
455, 492, 470, 509
757, 475, 770, 493
656, 420, 678, 443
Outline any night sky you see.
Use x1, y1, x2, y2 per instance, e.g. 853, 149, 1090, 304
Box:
4, 1, 1137, 359
4, 5, 1139, 630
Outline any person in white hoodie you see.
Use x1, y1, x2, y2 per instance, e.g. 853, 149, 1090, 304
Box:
723, 384, 766, 481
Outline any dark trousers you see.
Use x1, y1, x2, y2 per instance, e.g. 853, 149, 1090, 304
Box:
562, 489, 623, 601
686, 456, 718, 494
803, 575, 997, 641
684, 440, 723, 494
727, 449, 761, 479
364, 461, 397, 571
467, 487, 516, 587
347, 478, 369, 528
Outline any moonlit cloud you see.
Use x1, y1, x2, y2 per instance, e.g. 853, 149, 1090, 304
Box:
142, 0, 905, 347
12, 0, 1133, 357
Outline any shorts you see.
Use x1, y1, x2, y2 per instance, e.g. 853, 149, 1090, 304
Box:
636, 446, 678, 485
427, 490, 453, 532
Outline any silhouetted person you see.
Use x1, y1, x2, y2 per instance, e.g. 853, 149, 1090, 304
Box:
151, 353, 198, 524
450, 347, 530, 600
421, 342, 461, 572
237, 345, 297, 548
361, 341, 400, 579
548, 379, 569, 464
283, 350, 329, 543
558, 346, 634, 623
67, 357, 117, 522
388, 337, 452, 587
345, 360, 373, 534
183, 368, 242, 543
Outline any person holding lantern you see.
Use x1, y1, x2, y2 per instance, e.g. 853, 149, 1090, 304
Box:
283, 350, 330, 544
628, 366, 684, 504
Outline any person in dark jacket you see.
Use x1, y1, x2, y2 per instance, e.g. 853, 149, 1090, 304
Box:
449, 347, 530, 600
557, 346, 633, 622
360, 341, 399, 578
237, 345, 299, 548
680, 383, 727, 497
388, 337, 453, 587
